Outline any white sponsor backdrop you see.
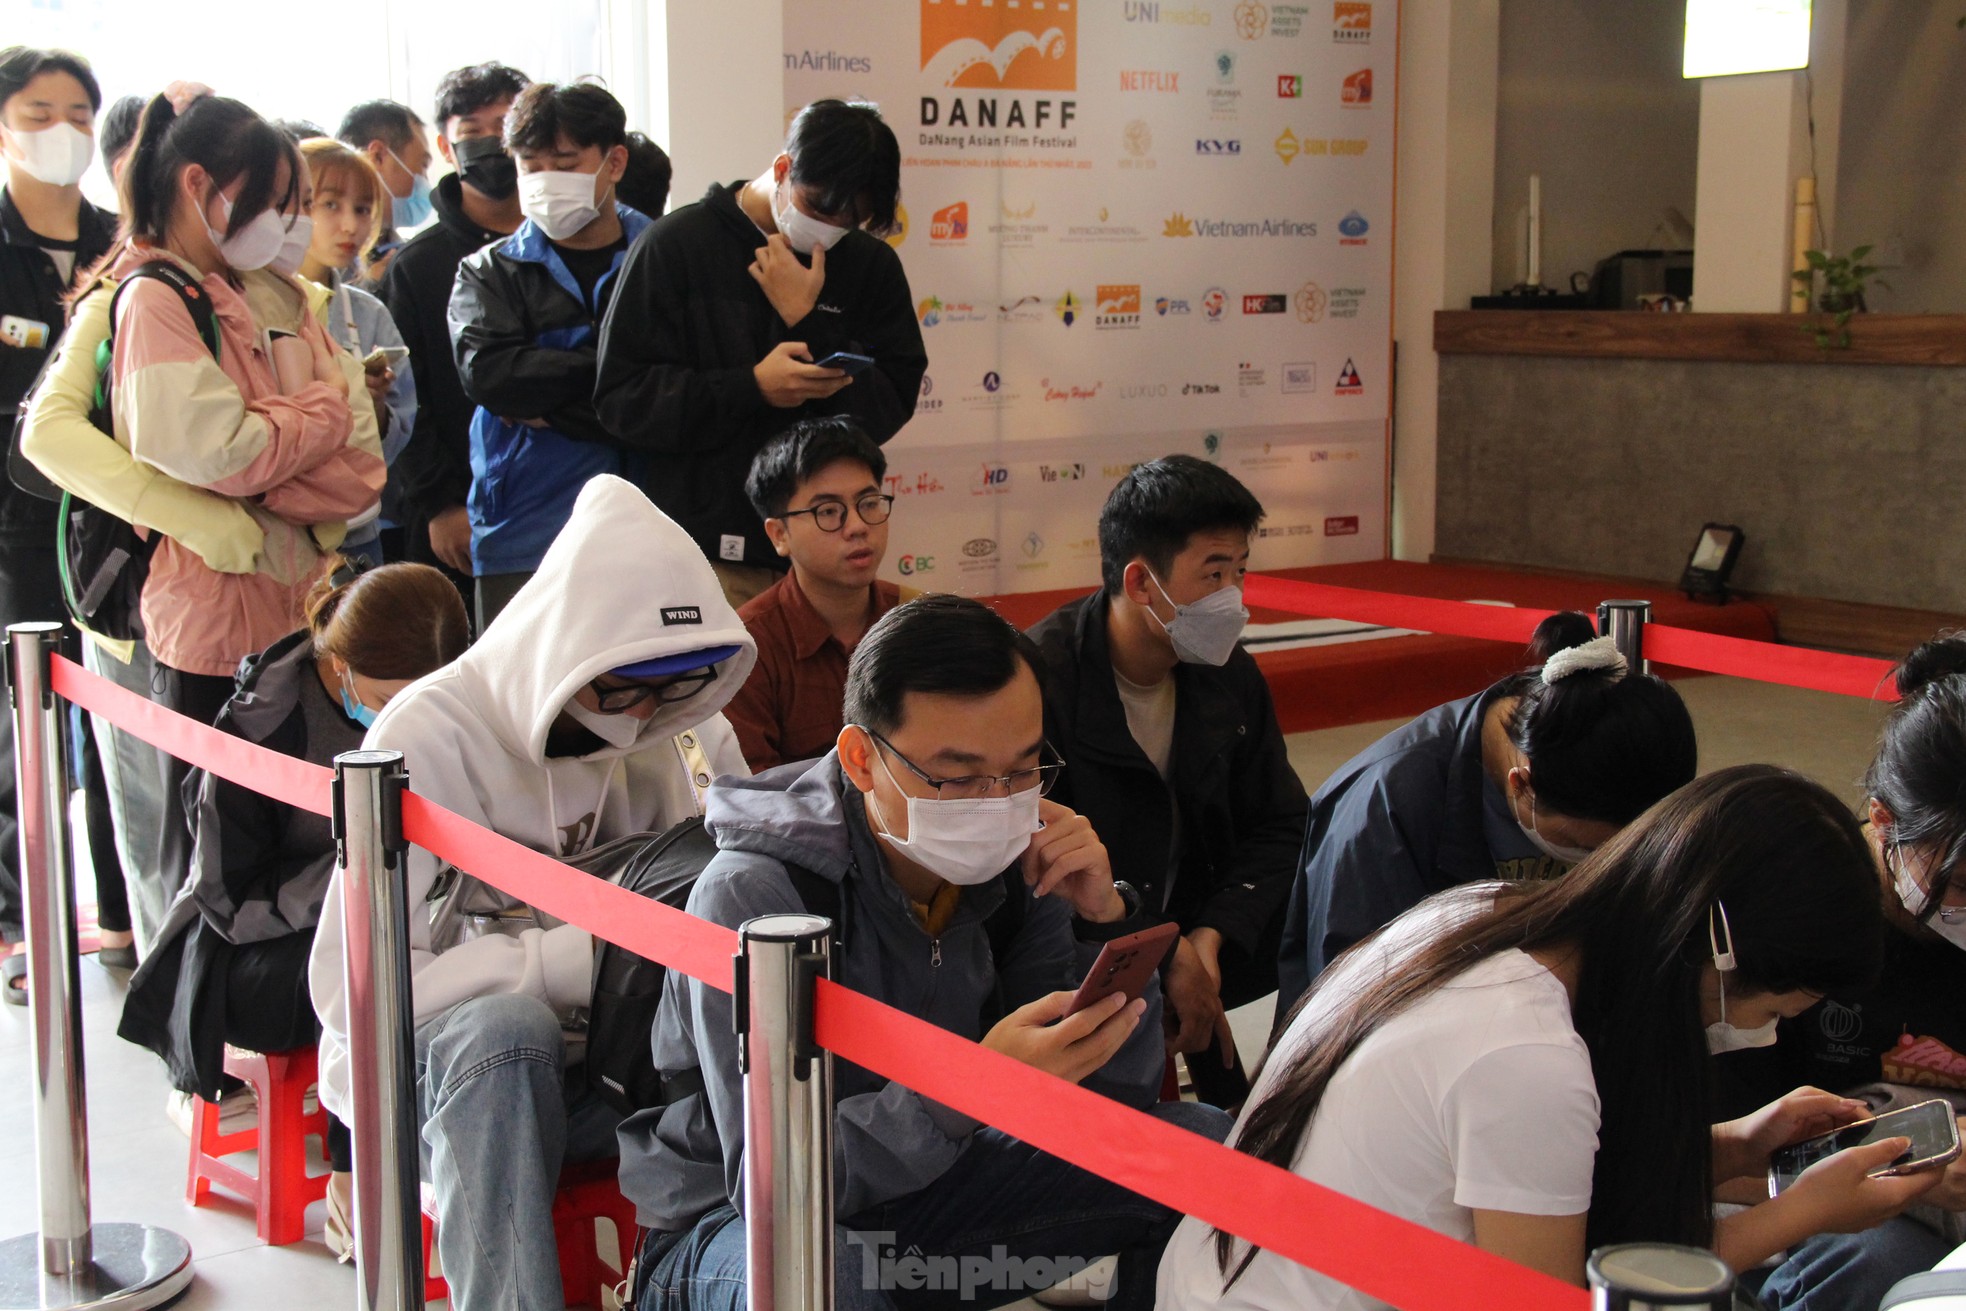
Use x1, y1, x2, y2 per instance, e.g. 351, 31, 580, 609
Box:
784, 0, 1396, 595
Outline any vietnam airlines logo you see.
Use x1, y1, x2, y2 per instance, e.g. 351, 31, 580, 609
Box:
1163, 212, 1196, 237
922, 0, 1076, 91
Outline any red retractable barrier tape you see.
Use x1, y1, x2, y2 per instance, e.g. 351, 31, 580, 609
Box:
1244, 574, 1899, 702
46, 652, 1588, 1311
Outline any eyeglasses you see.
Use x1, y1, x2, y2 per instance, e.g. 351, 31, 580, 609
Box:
587, 666, 720, 713
870, 730, 1064, 801
779, 493, 895, 534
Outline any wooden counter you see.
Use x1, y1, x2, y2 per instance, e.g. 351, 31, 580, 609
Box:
1434, 310, 1966, 367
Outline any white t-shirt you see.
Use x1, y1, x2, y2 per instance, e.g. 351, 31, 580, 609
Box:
1114, 666, 1176, 782
1156, 886, 1600, 1311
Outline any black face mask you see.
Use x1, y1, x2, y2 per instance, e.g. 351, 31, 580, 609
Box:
451, 135, 517, 201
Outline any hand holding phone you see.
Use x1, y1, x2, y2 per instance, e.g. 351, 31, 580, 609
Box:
1065, 921, 1179, 1017
1769, 1098, 1963, 1195
810, 350, 875, 376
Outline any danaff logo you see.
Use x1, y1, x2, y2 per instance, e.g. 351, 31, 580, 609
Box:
660, 606, 703, 626
1333, 0, 1371, 41
922, 0, 1076, 90
930, 201, 969, 241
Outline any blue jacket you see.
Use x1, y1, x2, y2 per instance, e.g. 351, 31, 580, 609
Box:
448, 205, 651, 575
1276, 680, 1562, 1019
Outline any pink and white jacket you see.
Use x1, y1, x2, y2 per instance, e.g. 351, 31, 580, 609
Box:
103, 244, 384, 675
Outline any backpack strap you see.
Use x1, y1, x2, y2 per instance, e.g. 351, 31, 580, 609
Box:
93, 261, 221, 419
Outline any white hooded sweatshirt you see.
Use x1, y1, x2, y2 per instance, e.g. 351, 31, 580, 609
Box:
309, 475, 755, 1119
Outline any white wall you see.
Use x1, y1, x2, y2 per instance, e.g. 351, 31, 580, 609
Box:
1490, 0, 1699, 293
660, 0, 788, 209
1391, 0, 1501, 562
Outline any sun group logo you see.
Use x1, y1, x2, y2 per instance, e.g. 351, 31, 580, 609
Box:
918, 0, 1078, 143
1342, 68, 1372, 104
1275, 128, 1369, 164
1162, 212, 1196, 238
1234, 1, 1269, 40
1120, 69, 1180, 91
1296, 282, 1328, 322
1202, 287, 1228, 321
1196, 138, 1242, 156
963, 537, 998, 559
1120, 119, 1155, 170
1054, 290, 1083, 326
1243, 293, 1287, 315
783, 49, 873, 74
1154, 294, 1192, 316
1119, 381, 1170, 400
916, 374, 944, 414
1281, 361, 1318, 393
1333, 1, 1372, 42
1039, 463, 1086, 481
897, 553, 937, 575
973, 462, 1011, 494
1040, 376, 1104, 401
1335, 358, 1364, 394
1095, 284, 1142, 328
1338, 210, 1369, 244
1277, 74, 1303, 97
930, 201, 970, 242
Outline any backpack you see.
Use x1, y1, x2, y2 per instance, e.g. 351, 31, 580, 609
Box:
6, 262, 221, 641
577, 817, 1028, 1115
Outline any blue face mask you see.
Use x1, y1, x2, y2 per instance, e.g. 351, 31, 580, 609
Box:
391, 165, 434, 230
339, 670, 379, 729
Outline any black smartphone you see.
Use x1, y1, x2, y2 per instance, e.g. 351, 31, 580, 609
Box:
811, 350, 875, 375
1767, 1098, 1962, 1195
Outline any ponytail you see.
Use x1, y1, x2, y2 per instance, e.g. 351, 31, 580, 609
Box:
308, 562, 469, 682
113, 93, 298, 250
1866, 632, 1966, 917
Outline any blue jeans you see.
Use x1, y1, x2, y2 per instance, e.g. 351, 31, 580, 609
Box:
416, 994, 621, 1311
1752, 1217, 1954, 1311
637, 1099, 1231, 1311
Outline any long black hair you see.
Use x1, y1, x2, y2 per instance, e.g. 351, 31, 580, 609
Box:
1868, 633, 1966, 919
116, 93, 298, 251
1215, 765, 1883, 1286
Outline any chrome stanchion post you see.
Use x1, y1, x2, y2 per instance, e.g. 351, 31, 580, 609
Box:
737, 913, 835, 1311
0, 622, 192, 1309
1588, 1243, 1733, 1310
1597, 600, 1653, 675
334, 749, 421, 1311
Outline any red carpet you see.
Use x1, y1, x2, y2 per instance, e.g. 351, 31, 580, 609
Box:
987, 561, 1777, 734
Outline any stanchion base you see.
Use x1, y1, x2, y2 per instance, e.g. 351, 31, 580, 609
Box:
0, 1224, 193, 1310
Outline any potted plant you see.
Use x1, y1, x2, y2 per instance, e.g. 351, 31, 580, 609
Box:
1792, 246, 1889, 349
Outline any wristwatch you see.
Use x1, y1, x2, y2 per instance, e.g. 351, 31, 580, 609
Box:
1110, 880, 1143, 920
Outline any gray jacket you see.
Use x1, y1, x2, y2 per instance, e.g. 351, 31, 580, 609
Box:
616, 751, 1167, 1231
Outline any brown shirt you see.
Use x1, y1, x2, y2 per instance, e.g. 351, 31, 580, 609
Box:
727, 571, 902, 771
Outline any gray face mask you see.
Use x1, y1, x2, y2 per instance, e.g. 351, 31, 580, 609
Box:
1145, 568, 1248, 666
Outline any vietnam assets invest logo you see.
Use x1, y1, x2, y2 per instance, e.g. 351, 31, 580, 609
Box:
922, 0, 1076, 90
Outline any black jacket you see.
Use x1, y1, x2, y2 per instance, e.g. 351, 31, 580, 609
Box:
380, 173, 506, 524
593, 181, 926, 570
118, 631, 362, 1096
1, 188, 116, 538
1027, 593, 1308, 999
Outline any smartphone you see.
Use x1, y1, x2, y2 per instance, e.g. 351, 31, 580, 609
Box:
1064, 921, 1179, 1018
1767, 1098, 1962, 1195
1, 315, 50, 350
811, 350, 875, 375
363, 344, 411, 369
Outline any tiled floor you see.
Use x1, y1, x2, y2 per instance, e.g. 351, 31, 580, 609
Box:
0, 673, 1890, 1308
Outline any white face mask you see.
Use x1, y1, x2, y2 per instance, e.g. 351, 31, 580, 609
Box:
4, 120, 94, 186
563, 698, 651, 751
1145, 567, 1248, 667
520, 168, 607, 243
1891, 843, 1966, 952
268, 213, 315, 277
1513, 784, 1595, 865
204, 192, 291, 272
865, 744, 1041, 887
1705, 902, 1781, 1054
774, 177, 851, 254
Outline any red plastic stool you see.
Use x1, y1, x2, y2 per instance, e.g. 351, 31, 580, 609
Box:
185, 1044, 331, 1246
421, 1159, 640, 1308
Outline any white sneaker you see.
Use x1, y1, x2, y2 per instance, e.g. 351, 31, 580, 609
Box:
167, 1085, 259, 1139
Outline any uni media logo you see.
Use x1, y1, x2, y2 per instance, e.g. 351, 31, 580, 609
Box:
1277, 74, 1302, 97
1342, 68, 1372, 104
921, 0, 1076, 91
930, 201, 969, 242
